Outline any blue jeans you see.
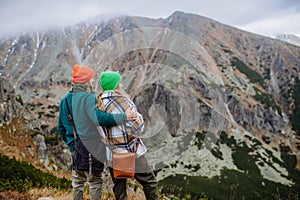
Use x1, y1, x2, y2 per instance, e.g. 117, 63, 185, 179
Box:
72, 170, 103, 200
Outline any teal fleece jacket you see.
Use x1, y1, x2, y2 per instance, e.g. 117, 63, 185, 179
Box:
57, 91, 127, 152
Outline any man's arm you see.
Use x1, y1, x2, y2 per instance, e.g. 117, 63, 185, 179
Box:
86, 94, 137, 126
95, 109, 127, 126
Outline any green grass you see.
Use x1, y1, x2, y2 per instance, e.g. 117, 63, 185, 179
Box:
0, 154, 71, 193
231, 57, 265, 86
232, 142, 260, 174
253, 86, 282, 116
291, 77, 300, 135
159, 168, 299, 200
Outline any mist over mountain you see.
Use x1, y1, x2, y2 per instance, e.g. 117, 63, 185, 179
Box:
275, 34, 300, 47
0, 11, 300, 198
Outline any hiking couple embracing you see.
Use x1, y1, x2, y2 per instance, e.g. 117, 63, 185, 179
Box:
57, 64, 159, 200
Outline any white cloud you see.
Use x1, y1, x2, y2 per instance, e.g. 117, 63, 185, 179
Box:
0, 0, 300, 37
0, 0, 106, 35
238, 12, 300, 37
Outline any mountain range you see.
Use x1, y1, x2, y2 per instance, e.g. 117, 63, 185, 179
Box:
0, 11, 300, 199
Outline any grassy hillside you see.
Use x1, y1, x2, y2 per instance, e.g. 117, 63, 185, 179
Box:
158, 131, 300, 200
159, 168, 299, 200
0, 154, 71, 193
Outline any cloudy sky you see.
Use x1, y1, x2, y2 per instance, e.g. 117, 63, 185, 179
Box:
0, 0, 300, 37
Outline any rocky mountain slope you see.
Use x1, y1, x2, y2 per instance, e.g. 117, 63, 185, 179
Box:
0, 76, 71, 173
0, 11, 300, 198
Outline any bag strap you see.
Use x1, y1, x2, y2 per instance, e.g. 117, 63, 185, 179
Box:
65, 97, 77, 140
66, 96, 93, 174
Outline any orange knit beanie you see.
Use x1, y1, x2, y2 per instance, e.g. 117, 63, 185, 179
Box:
72, 64, 95, 83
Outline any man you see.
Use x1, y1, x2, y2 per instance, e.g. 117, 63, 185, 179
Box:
97, 71, 159, 200
57, 64, 137, 200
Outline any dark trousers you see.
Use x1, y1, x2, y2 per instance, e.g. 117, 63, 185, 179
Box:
109, 155, 159, 200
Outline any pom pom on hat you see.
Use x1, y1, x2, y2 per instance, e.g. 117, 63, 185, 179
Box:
72, 64, 95, 83
100, 71, 122, 91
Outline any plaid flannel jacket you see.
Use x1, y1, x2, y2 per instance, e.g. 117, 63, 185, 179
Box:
98, 92, 147, 161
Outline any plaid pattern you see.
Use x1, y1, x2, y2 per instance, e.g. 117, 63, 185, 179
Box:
98, 92, 147, 161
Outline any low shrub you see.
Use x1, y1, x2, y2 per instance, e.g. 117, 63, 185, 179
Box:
0, 154, 71, 193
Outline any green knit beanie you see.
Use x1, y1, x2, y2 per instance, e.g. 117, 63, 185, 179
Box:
100, 71, 122, 91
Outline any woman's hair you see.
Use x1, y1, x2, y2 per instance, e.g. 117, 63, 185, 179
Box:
96, 92, 104, 111
96, 86, 130, 111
